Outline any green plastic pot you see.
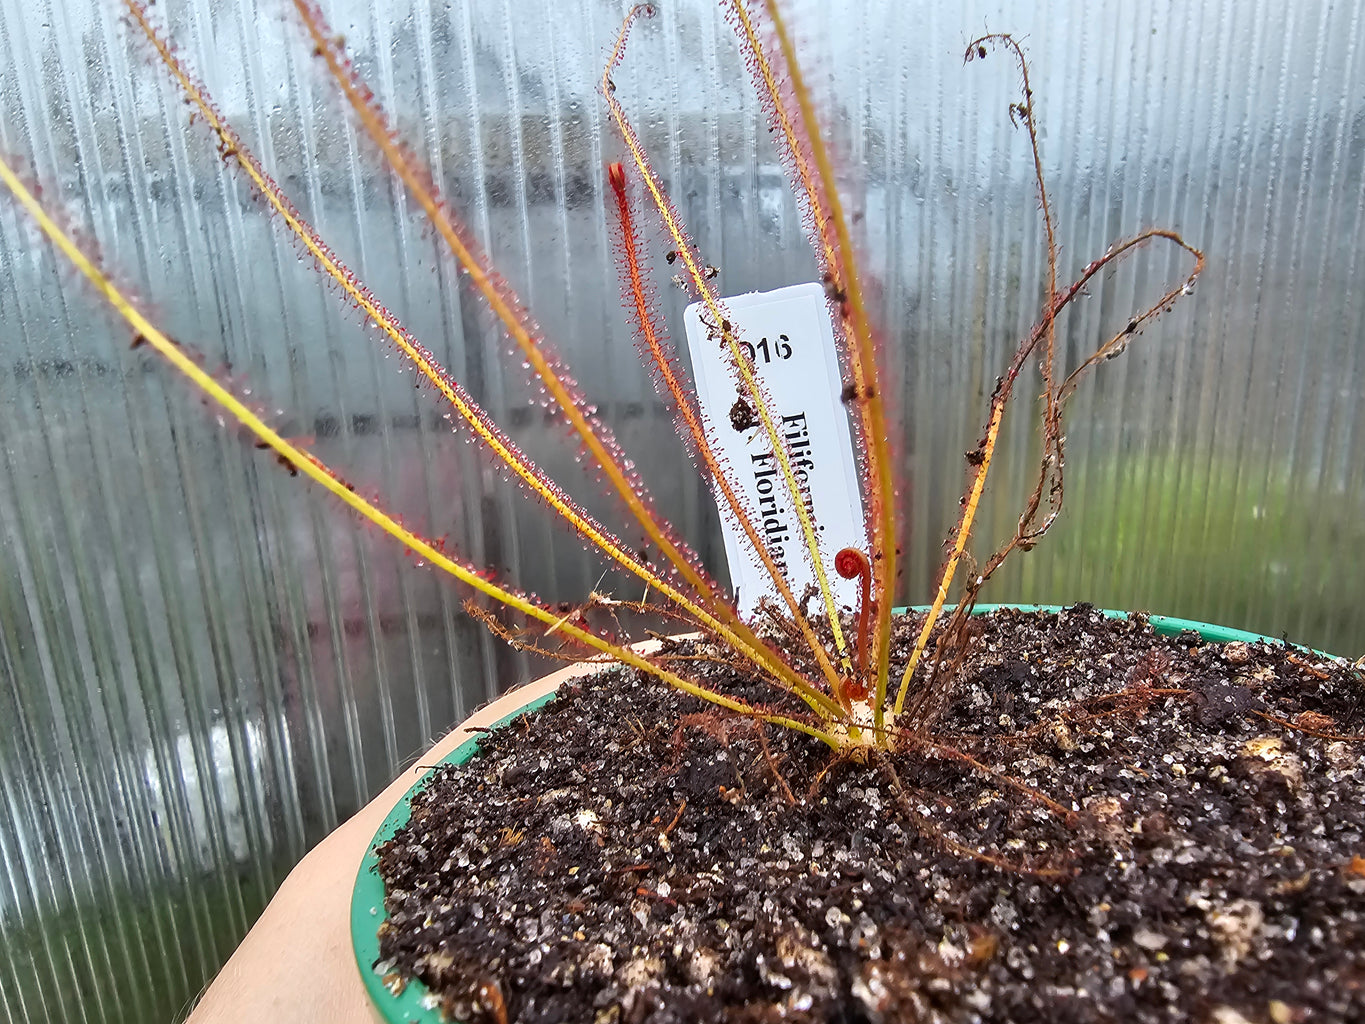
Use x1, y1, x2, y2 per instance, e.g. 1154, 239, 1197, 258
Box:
351, 605, 1325, 1022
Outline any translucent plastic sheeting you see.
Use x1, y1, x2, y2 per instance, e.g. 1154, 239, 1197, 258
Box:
0, 0, 1361, 1020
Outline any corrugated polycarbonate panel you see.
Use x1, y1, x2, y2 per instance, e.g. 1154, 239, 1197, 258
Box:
0, 0, 1362, 1020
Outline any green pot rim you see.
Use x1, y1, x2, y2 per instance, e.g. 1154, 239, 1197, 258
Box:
351, 604, 1331, 1022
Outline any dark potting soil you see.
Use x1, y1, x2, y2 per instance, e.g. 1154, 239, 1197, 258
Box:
373, 606, 1365, 1024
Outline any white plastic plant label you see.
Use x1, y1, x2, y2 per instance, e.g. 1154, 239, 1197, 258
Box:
683, 282, 866, 617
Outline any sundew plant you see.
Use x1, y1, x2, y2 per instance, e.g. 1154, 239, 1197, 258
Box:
0, 1, 1201, 759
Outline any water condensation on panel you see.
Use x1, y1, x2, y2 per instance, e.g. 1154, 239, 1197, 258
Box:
0, 1, 1362, 1021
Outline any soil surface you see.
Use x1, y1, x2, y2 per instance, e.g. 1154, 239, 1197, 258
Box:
373, 607, 1365, 1024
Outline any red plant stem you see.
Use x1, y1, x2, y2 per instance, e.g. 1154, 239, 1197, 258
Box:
601, 7, 854, 677
835, 547, 872, 695
606, 159, 844, 719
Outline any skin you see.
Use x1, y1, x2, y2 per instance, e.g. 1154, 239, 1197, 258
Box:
185, 657, 598, 1024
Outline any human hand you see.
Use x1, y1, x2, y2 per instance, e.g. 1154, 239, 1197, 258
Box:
184, 660, 587, 1024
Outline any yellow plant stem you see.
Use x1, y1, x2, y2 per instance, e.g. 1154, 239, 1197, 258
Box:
124, 0, 831, 722
608, 165, 843, 717
289, 1, 809, 708
0, 153, 843, 750
893, 403, 1004, 716
743, 0, 900, 722
603, 6, 850, 694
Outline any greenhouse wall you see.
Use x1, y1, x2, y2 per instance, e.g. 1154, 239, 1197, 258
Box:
0, 0, 1361, 1020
